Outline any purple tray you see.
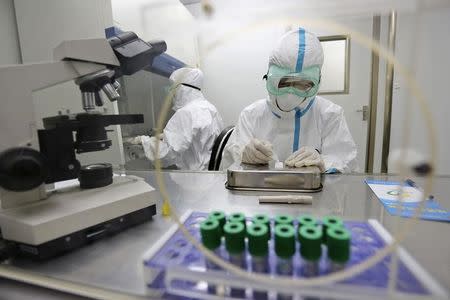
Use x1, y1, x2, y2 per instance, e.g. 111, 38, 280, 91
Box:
143, 212, 430, 298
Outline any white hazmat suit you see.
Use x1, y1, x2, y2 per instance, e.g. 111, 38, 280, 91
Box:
140, 67, 224, 170
222, 28, 357, 173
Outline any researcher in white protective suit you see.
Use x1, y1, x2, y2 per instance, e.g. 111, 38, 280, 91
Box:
136, 67, 224, 170
222, 28, 357, 173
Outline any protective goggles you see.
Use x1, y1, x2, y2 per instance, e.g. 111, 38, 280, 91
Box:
265, 65, 321, 98
164, 81, 201, 94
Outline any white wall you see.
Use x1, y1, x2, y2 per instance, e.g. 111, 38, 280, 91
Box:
12, 0, 124, 167
15, 0, 113, 62
389, 8, 450, 175
0, 0, 21, 65
111, 0, 198, 66
199, 23, 284, 125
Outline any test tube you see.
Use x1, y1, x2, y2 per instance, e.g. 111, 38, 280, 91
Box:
275, 224, 296, 300
326, 226, 351, 272
322, 216, 344, 243
298, 225, 322, 277
252, 214, 271, 238
208, 210, 226, 235
275, 214, 294, 226
228, 212, 246, 230
200, 218, 222, 294
297, 215, 318, 229
247, 223, 269, 300
224, 221, 247, 298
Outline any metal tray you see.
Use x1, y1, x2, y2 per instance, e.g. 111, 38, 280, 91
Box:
226, 163, 322, 192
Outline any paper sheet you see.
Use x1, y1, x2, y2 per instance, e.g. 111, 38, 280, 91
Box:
365, 180, 450, 222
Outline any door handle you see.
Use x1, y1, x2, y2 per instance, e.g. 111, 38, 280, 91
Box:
356, 105, 369, 121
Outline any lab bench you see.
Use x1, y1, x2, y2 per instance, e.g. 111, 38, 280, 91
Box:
1, 171, 449, 299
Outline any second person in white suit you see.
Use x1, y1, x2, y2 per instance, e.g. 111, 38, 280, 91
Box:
137, 67, 224, 170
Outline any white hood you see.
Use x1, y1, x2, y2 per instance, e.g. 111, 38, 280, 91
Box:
267, 27, 323, 117
169, 67, 205, 111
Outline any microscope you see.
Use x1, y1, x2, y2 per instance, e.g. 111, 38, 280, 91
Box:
0, 32, 166, 259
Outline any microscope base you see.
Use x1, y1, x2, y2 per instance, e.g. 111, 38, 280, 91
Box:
0, 175, 158, 259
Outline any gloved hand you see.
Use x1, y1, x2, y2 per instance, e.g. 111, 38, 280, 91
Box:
141, 135, 170, 161
241, 139, 273, 165
124, 136, 143, 145
285, 146, 325, 172
125, 133, 163, 145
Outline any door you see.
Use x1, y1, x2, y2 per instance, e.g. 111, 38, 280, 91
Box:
317, 17, 374, 172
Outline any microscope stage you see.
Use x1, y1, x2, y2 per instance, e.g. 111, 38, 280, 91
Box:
0, 175, 157, 259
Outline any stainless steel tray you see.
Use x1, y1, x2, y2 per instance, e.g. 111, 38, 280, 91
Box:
226, 163, 322, 192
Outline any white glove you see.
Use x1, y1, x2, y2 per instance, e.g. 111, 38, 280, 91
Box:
124, 136, 143, 145
139, 136, 153, 159
241, 139, 273, 165
285, 146, 325, 172
141, 136, 170, 160
125, 133, 163, 145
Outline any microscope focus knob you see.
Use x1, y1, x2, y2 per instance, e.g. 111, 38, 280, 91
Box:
0, 147, 48, 191
78, 163, 113, 189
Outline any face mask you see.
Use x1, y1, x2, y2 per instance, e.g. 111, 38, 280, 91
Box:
275, 93, 307, 112
266, 65, 321, 98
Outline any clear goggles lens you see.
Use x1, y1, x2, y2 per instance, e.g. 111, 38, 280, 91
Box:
266, 65, 321, 97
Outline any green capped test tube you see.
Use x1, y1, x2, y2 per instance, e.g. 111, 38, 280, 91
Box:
224, 221, 246, 297
326, 226, 351, 272
275, 214, 294, 226
275, 224, 296, 300
224, 221, 246, 262
247, 223, 269, 300
208, 210, 226, 235
200, 218, 222, 294
200, 218, 221, 251
228, 212, 246, 229
297, 215, 318, 229
298, 225, 322, 277
322, 216, 344, 243
252, 213, 271, 239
